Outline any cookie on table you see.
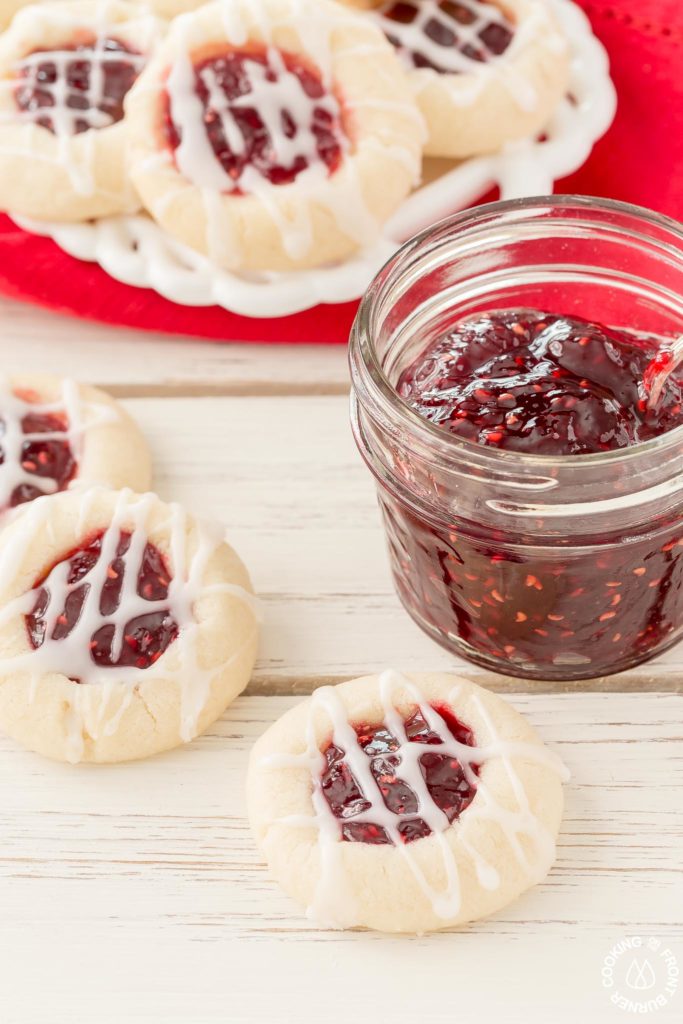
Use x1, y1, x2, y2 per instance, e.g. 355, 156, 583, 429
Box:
248, 670, 567, 932
125, 0, 425, 273
367, 0, 570, 158
0, 374, 151, 511
0, 487, 260, 763
0, 0, 165, 221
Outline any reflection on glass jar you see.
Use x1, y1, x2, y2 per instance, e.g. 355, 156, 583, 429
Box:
349, 197, 683, 680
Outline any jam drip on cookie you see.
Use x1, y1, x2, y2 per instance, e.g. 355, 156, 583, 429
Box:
14, 36, 144, 136
26, 530, 179, 675
321, 704, 478, 844
1, 392, 76, 510
379, 0, 514, 74
164, 47, 346, 190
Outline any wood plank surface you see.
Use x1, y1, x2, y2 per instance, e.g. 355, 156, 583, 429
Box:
126, 393, 683, 693
0, 301, 682, 1024
1, 694, 681, 1023
0, 297, 350, 395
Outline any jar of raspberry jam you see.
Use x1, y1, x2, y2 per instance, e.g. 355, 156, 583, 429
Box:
349, 197, 683, 681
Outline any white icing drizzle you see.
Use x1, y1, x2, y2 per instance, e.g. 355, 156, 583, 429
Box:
0, 0, 160, 196
0, 376, 109, 510
0, 487, 261, 762
166, 44, 345, 196
372, 0, 565, 112
375, 0, 513, 75
161, 0, 420, 265
11, 0, 614, 312
10, 38, 147, 136
262, 669, 569, 927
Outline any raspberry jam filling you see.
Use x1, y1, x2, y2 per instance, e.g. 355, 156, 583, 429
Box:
397, 310, 683, 454
321, 704, 477, 844
26, 530, 179, 675
164, 47, 345, 190
1, 397, 76, 509
381, 309, 683, 676
14, 36, 142, 135
381, 0, 514, 73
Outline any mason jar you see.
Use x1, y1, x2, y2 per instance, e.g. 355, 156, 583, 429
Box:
349, 196, 683, 680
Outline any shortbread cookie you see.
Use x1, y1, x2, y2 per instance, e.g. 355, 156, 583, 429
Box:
0, 0, 30, 30
248, 670, 567, 932
0, 0, 165, 220
369, 0, 569, 157
125, 0, 425, 273
145, 0, 203, 17
0, 487, 260, 763
0, 374, 151, 511
0, 0, 71, 29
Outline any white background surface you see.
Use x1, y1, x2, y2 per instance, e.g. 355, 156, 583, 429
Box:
0, 299, 681, 1023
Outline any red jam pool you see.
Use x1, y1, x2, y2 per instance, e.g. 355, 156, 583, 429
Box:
164, 48, 345, 190
26, 530, 179, 677
321, 703, 478, 845
397, 311, 683, 453
15, 38, 142, 135
5, 406, 77, 509
381, 0, 514, 73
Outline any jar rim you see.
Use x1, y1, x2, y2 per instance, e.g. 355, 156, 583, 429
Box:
350, 194, 683, 470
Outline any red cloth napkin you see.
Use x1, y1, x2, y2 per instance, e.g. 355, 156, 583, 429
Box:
0, 0, 680, 344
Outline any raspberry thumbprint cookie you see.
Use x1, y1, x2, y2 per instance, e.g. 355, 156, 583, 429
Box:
0, 374, 150, 511
125, 0, 425, 272
369, 0, 569, 158
0, 488, 260, 763
248, 671, 567, 932
0, 0, 165, 220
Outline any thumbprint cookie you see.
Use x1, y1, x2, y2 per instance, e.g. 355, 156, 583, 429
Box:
0, 0, 165, 220
0, 487, 260, 763
248, 670, 567, 932
125, 0, 425, 272
370, 0, 570, 157
0, 374, 151, 512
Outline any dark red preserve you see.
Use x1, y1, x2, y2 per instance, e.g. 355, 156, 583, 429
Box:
375, 309, 683, 677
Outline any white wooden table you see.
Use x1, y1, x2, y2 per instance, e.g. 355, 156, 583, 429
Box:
1, 297, 681, 1024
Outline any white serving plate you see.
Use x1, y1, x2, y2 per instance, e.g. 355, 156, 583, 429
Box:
13, 0, 617, 318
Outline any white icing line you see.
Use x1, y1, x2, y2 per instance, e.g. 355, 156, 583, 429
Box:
262, 669, 568, 926
0, 0, 160, 195
10, 0, 616, 316
11, 45, 147, 136
373, 0, 514, 77
0, 488, 261, 761
163, 12, 369, 265
0, 376, 116, 509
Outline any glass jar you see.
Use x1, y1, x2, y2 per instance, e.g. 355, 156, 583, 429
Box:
349, 196, 683, 681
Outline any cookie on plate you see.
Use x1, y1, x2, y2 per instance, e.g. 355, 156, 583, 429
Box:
0, 0, 28, 30
0, 0, 165, 220
248, 670, 567, 932
0, 487, 260, 763
141, 0, 203, 17
125, 0, 425, 272
0, 374, 151, 511
368, 0, 570, 157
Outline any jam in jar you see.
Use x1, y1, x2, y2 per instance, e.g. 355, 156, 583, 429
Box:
350, 197, 683, 680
